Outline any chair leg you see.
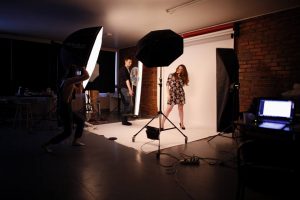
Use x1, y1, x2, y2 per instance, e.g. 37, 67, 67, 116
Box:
13, 103, 33, 130
14, 104, 21, 128
236, 177, 245, 200
25, 103, 33, 130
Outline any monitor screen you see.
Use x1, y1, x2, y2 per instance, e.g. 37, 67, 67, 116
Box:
258, 99, 294, 120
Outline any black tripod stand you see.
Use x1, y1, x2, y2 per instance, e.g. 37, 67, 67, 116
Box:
132, 67, 188, 158
207, 82, 240, 142
84, 90, 106, 121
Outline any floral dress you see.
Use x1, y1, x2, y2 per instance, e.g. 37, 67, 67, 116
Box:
166, 73, 185, 105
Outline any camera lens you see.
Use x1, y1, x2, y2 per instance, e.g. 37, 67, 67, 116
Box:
76, 70, 81, 76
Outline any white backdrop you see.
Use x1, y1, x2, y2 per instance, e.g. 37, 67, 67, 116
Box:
159, 29, 234, 132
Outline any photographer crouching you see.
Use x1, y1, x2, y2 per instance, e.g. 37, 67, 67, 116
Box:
42, 65, 89, 153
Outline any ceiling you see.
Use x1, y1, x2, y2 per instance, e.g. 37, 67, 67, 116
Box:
1, 0, 300, 50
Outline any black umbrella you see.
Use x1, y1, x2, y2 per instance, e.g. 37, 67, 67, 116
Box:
135, 29, 183, 68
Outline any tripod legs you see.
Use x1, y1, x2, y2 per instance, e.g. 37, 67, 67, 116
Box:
132, 67, 187, 159
131, 112, 188, 143
161, 112, 188, 143
207, 123, 238, 142
132, 113, 159, 142
132, 112, 187, 160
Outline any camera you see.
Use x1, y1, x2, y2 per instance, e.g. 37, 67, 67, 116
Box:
74, 66, 83, 76
69, 65, 83, 77
75, 69, 82, 76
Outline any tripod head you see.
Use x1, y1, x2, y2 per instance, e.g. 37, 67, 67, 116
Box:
230, 82, 240, 92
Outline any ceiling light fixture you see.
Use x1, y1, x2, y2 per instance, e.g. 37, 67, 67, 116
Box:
166, 0, 206, 14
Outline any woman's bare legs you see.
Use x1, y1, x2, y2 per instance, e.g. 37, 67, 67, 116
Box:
178, 104, 185, 129
161, 104, 174, 129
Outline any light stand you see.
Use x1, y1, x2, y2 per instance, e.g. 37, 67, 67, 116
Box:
70, 90, 92, 122
85, 90, 105, 122
207, 82, 240, 142
85, 90, 93, 116
132, 67, 188, 159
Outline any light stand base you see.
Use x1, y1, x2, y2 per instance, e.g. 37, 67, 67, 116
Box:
207, 123, 239, 142
132, 111, 188, 159
132, 111, 188, 143
210, 82, 240, 143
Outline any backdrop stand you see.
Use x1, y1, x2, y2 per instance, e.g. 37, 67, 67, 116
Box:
132, 67, 188, 159
207, 48, 240, 143
207, 82, 240, 142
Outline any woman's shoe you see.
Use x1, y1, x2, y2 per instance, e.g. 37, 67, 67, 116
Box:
179, 123, 186, 130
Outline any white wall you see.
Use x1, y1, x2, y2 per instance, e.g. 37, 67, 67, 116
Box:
159, 29, 234, 131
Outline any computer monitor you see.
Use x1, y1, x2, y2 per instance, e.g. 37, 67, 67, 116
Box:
257, 98, 295, 121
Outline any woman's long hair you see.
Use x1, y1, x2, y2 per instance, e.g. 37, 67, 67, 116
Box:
174, 64, 189, 86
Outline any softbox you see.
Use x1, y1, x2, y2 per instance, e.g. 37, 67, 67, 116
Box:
60, 26, 103, 88
216, 48, 239, 132
135, 29, 183, 68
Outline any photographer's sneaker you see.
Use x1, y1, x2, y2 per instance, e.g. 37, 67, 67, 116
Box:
42, 144, 53, 153
72, 141, 85, 146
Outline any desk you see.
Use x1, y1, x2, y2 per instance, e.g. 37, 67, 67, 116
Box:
0, 95, 56, 128
234, 120, 300, 143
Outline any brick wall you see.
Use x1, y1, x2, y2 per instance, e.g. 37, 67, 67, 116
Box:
139, 67, 157, 117
119, 47, 157, 117
236, 7, 300, 112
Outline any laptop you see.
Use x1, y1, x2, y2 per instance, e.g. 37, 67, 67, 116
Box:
256, 98, 295, 131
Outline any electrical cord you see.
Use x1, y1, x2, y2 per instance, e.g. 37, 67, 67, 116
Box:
206, 139, 240, 168
158, 152, 180, 168
179, 155, 200, 165
157, 152, 196, 200
179, 152, 235, 167
140, 140, 156, 153
157, 151, 237, 200
158, 151, 238, 199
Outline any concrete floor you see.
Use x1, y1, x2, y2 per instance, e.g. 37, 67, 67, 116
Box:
0, 111, 294, 200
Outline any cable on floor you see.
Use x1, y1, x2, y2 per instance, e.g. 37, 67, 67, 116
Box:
157, 152, 196, 200
140, 140, 156, 153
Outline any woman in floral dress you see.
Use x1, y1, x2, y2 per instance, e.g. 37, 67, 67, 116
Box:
161, 64, 189, 130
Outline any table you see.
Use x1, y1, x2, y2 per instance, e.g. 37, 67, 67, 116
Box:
234, 120, 300, 143
0, 95, 56, 129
